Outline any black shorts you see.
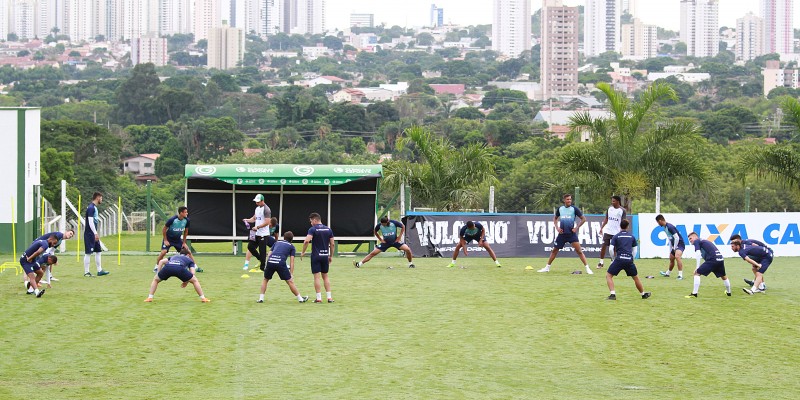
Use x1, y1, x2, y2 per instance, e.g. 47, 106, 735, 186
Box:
697, 260, 726, 278
265, 261, 292, 280
84, 235, 102, 254
607, 258, 637, 277
757, 257, 772, 274
161, 239, 183, 252
265, 236, 277, 248
463, 235, 483, 244
311, 257, 330, 274
19, 256, 41, 274
602, 233, 614, 247
157, 265, 194, 282
554, 233, 580, 249
377, 242, 404, 251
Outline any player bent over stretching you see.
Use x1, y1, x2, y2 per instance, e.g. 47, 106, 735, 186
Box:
145, 248, 210, 303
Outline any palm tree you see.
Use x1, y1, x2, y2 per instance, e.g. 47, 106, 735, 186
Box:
549, 82, 710, 212
740, 97, 800, 190
383, 126, 497, 211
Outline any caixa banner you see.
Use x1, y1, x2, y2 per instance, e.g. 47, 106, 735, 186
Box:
638, 213, 800, 258
402, 213, 615, 258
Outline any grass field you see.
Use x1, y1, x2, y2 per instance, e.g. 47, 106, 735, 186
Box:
1, 251, 799, 399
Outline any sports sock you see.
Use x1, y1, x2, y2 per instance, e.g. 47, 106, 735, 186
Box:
244, 261, 249, 267
34, 289, 40, 295
408, 261, 413, 266
95, 253, 102, 272
148, 294, 154, 299
84, 254, 90, 273
495, 260, 501, 265
326, 291, 332, 299
723, 279, 731, 293
609, 290, 615, 295
545, 264, 551, 268
259, 294, 264, 301
693, 276, 701, 294
678, 271, 683, 278
598, 259, 604, 265
584, 264, 590, 269
199, 295, 206, 299
316, 292, 322, 301
296, 294, 304, 301
640, 291, 645, 296
451, 259, 456, 263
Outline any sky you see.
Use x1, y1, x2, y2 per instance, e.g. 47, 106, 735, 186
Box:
325, 0, 796, 32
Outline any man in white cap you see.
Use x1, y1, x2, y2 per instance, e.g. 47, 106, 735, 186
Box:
243, 194, 271, 271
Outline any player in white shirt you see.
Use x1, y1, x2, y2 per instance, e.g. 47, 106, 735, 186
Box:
597, 196, 627, 269
243, 194, 271, 271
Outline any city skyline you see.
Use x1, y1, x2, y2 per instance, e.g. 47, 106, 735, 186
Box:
324, 0, 797, 31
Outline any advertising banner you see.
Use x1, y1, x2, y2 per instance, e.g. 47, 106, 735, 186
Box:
403, 213, 620, 258
638, 213, 800, 258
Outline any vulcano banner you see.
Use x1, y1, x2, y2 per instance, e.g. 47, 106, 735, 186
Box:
403, 213, 617, 258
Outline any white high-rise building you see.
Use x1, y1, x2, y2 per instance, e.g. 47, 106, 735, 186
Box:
160, 0, 194, 36
207, 23, 244, 70
541, 0, 578, 99
37, 0, 64, 39
292, 0, 324, 34
194, 0, 221, 41
584, 0, 621, 58
0, 0, 11, 40
621, 18, 657, 59
680, 0, 719, 58
621, 0, 637, 16
132, 33, 168, 65
10, 0, 37, 40
262, 0, 283, 35
350, 13, 374, 28
492, 0, 532, 58
737, 12, 764, 61
761, 0, 793, 54
64, 0, 95, 42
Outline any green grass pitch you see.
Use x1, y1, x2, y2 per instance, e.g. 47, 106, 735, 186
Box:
1, 253, 798, 399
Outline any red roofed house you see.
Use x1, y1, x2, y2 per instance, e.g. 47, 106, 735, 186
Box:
332, 88, 365, 103
429, 84, 466, 96
123, 153, 160, 175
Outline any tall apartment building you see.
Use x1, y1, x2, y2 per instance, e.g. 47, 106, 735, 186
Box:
430, 4, 443, 27
160, 0, 194, 36
540, 0, 578, 99
194, 0, 221, 41
132, 33, 168, 66
621, 0, 637, 16
736, 12, 764, 61
680, 0, 719, 58
350, 13, 374, 28
207, 23, 244, 70
761, 0, 793, 54
10, 0, 37, 40
261, 0, 282, 35
584, 0, 621, 58
492, 0, 532, 58
763, 59, 799, 97
621, 18, 657, 59
291, 0, 324, 35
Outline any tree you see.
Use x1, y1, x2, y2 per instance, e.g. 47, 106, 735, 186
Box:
556, 82, 711, 212
326, 102, 369, 132
383, 126, 497, 211
740, 97, 800, 191
210, 73, 241, 92
452, 107, 485, 120
40, 148, 77, 205
322, 36, 343, 50
179, 117, 245, 162
674, 42, 687, 54
481, 88, 528, 109
114, 63, 161, 125
416, 33, 435, 46
126, 125, 173, 154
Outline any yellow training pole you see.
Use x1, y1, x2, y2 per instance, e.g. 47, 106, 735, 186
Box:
118, 196, 121, 266
77, 194, 81, 262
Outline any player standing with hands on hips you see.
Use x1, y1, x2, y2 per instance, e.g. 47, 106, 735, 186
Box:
538, 194, 592, 274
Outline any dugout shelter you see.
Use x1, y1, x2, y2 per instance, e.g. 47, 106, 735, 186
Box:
184, 164, 382, 247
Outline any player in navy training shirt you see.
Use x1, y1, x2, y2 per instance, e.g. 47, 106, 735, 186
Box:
84, 192, 109, 276
20, 235, 58, 297
447, 221, 501, 268
730, 239, 773, 295
656, 214, 685, 279
730, 234, 770, 290
539, 194, 592, 274
686, 232, 731, 298
258, 231, 309, 303
154, 206, 199, 273
353, 216, 415, 269
145, 248, 209, 303
300, 213, 335, 303
605, 220, 651, 300
24, 230, 73, 286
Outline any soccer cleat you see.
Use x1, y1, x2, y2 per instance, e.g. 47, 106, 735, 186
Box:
744, 279, 755, 286
153, 266, 158, 273
201, 297, 211, 303
759, 283, 767, 291
447, 262, 456, 268
596, 262, 604, 269
353, 261, 361, 268
328, 298, 334, 303
676, 276, 684, 280
742, 288, 754, 295
726, 291, 731, 296
144, 298, 153, 302
752, 288, 765, 294
36, 289, 45, 298
659, 271, 670, 277
585, 266, 594, 275
685, 293, 698, 298
195, 267, 204, 273
243, 265, 249, 271
97, 270, 110, 276
50, 277, 59, 282
256, 299, 264, 303
25, 281, 31, 291
314, 299, 323, 303
409, 263, 415, 268
606, 294, 616, 300
496, 263, 502, 268
299, 296, 309, 303
641, 292, 652, 299
84, 272, 93, 277
537, 267, 550, 273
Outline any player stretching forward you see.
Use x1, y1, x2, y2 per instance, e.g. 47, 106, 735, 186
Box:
597, 196, 626, 269
730, 234, 769, 291
354, 217, 415, 269
145, 248, 210, 303
258, 232, 309, 303
685, 232, 731, 298
447, 221, 501, 268
301, 213, 335, 303
20, 235, 58, 297
25, 230, 73, 287
538, 194, 592, 274
730, 239, 773, 295
605, 220, 650, 300
655, 214, 684, 279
